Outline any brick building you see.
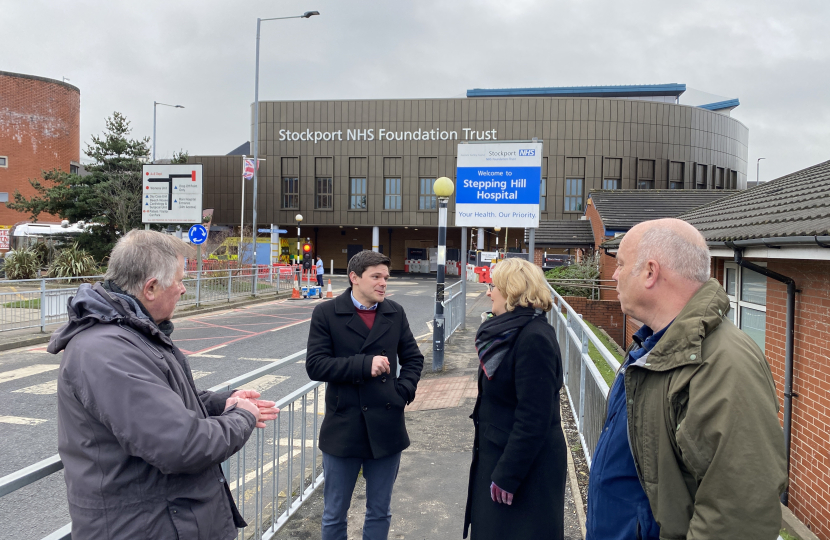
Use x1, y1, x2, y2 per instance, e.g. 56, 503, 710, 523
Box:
678, 160, 830, 539
586, 189, 736, 300
0, 71, 81, 252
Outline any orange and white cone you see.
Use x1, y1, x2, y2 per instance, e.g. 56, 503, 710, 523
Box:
291, 275, 301, 299
326, 279, 333, 298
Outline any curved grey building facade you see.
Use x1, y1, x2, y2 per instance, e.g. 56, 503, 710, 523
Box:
195, 84, 748, 268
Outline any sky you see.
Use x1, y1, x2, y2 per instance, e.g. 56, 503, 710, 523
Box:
3, 0, 828, 182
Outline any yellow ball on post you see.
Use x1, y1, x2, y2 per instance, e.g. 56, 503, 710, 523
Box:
433, 176, 455, 198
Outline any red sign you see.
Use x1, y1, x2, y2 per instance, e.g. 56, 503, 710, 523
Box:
0, 229, 9, 250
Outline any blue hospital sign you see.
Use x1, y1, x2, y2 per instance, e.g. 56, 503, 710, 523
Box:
455, 142, 542, 227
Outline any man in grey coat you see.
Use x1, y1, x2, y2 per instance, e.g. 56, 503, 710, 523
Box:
49, 230, 279, 540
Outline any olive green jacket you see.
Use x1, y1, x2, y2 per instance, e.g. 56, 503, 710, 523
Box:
624, 278, 787, 540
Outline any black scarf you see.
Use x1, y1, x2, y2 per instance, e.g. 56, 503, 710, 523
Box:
475, 306, 542, 379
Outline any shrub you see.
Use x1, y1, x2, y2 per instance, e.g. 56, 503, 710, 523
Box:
2, 249, 41, 280
48, 243, 100, 280
545, 252, 601, 298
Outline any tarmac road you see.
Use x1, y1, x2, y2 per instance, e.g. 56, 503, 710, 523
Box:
0, 274, 488, 540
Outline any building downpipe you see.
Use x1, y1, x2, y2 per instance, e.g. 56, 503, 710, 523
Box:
727, 243, 797, 506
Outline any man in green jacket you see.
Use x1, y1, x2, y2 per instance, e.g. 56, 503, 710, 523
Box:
596, 217, 787, 539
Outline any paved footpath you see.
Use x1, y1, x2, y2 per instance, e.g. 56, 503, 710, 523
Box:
276, 292, 584, 540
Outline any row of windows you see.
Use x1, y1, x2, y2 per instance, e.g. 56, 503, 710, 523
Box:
276, 175, 710, 212
723, 263, 767, 352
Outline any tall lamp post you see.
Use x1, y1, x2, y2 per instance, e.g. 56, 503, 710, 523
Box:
251, 10, 320, 291
152, 101, 184, 163
757, 157, 766, 185
432, 177, 455, 372
295, 214, 303, 264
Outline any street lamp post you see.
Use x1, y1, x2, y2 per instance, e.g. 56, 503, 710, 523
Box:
295, 214, 303, 264
757, 157, 766, 185
251, 10, 319, 291
432, 177, 454, 372
152, 101, 184, 163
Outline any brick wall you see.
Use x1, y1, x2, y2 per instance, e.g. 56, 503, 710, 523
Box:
562, 295, 625, 346
585, 198, 618, 300
0, 72, 80, 243
625, 315, 643, 349
764, 259, 830, 539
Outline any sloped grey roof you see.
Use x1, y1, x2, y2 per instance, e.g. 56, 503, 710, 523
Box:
590, 189, 738, 231
679, 160, 830, 241
528, 220, 594, 246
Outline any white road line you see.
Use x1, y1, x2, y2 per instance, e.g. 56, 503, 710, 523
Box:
246, 375, 289, 394
191, 371, 213, 380
0, 364, 59, 384
190, 353, 225, 358
239, 357, 282, 362
228, 440, 312, 492
196, 343, 229, 354
0, 415, 48, 426
13, 380, 58, 395
426, 321, 434, 332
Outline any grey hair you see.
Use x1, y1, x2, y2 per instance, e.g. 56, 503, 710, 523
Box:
632, 226, 710, 283
105, 230, 194, 296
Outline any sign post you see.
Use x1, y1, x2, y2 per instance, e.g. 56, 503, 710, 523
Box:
142, 164, 203, 226
188, 224, 208, 306
455, 142, 542, 229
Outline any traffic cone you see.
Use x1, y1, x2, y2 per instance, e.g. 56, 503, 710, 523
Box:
326, 279, 333, 298
291, 275, 301, 299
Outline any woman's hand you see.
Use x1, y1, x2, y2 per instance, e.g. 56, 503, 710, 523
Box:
490, 481, 513, 505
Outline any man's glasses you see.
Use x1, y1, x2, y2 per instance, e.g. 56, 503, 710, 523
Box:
487, 283, 495, 291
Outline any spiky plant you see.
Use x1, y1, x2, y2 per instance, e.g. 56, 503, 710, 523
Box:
2, 249, 41, 280
48, 243, 100, 280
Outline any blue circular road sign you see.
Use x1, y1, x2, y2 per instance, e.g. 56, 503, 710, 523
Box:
188, 224, 208, 245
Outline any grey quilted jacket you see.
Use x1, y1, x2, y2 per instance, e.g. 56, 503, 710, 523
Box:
49, 282, 255, 540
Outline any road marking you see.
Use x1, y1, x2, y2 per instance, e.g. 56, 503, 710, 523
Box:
0, 415, 48, 426
26, 347, 49, 353
13, 380, 58, 395
413, 332, 431, 340
268, 318, 311, 332
0, 364, 59, 384
190, 353, 225, 358
247, 375, 289, 394
425, 321, 434, 332
196, 344, 229, 354
239, 357, 282, 362
191, 371, 213, 380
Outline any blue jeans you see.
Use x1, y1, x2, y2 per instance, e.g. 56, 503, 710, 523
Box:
321, 451, 401, 540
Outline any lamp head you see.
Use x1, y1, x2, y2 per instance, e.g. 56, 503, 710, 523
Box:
494, 227, 501, 232
295, 214, 303, 222
302, 11, 320, 18
433, 177, 454, 198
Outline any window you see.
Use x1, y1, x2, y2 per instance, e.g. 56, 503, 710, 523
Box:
0, 192, 8, 203
564, 178, 584, 212
715, 167, 724, 189
696, 163, 707, 190
0, 156, 6, 168
540, 178, 547, 211
350, 178, 367, 209
385, 178, 401, 210
315, 177, 332, 209
419, 178, 436, 210
638, 159, 655, 190
723, 262, 767, 352
669, 161, 684, 189
603, 179, 620, 190
282, 177, 299, 209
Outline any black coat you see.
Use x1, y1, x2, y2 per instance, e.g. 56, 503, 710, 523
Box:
306, 288, 424, 459
463, 316, 567, 540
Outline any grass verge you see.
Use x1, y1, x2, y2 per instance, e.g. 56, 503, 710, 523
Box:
2, 299, 40, 309
584, 320, 623, 386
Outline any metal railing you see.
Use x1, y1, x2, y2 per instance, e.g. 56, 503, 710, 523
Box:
0, 349, 324, 540
546, 284, 621, 468
439, 280, 465, 343
0, 265, 296, 333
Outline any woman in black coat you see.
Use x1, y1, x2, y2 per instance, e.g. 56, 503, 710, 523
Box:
463, 257, 567, 540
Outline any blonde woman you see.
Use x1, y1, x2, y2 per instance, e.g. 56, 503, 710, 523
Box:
463, 257, 566, 540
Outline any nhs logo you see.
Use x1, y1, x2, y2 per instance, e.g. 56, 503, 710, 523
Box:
518, 149, 535, 156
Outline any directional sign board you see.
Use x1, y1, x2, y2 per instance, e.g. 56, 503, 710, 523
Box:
142, 164, 203, 224
455, 142, 542, 228
188, 224, 208, 245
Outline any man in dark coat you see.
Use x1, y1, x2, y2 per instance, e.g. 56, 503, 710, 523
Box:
50, 230, 278, 540
306, 250, 423, 540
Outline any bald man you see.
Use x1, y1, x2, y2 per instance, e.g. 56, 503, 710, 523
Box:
585, 219, 787, 540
